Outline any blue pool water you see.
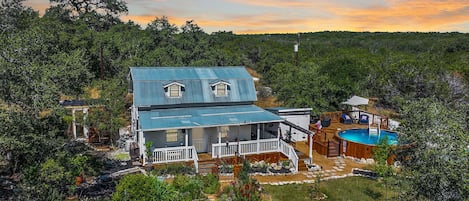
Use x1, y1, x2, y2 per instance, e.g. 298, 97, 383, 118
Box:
338, 129, 398, 145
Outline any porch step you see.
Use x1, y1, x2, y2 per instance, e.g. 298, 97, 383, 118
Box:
198, 162, 217, 174
298, 160, 309, 172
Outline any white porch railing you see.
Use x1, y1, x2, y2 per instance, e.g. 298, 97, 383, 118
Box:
211, 138, 279, 158
150, 146, 199, 173
279, 140, 299, 173
211, 138, 299, 173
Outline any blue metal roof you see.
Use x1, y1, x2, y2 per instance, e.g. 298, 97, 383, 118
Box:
138, 105, 284, 131
130, 67, 257, 106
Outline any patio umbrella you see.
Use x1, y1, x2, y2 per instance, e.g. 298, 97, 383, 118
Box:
341, 95, 369, 106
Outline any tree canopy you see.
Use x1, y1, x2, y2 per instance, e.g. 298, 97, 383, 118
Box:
0, 0, 468, 200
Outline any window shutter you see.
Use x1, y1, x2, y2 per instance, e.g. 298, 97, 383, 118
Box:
227, 85, 231, 90
181, 86, 185, 92
164, 87, 168, 92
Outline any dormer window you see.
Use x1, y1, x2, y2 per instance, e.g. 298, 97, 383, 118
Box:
163, 82, 185, 98
211, 81, 231, 97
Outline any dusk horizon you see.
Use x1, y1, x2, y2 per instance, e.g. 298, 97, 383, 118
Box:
25, 0, 469, 34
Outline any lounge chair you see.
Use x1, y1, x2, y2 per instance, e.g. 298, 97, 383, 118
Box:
321, 116, 331, 127
340, 113, 352, 124
359, 114, 369, 124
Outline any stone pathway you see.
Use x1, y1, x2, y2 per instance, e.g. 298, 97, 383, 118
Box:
258, 157, 362, 186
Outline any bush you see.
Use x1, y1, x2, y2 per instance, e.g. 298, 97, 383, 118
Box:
113, 174, 180, 201
153, 163, 195, 175
201, 174, 220, 194
172, 174, 204, 200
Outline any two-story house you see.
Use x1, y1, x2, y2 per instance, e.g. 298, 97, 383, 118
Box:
129, 66, 299, 173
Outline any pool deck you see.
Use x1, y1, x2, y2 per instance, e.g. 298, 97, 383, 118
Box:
314, 121, 369, 142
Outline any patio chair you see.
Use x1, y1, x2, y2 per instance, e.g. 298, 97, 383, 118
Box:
340, 113, 352, 124
321, 116, 331, 127
359, 114, 369, 125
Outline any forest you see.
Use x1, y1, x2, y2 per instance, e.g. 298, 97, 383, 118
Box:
0, 0, 468, 200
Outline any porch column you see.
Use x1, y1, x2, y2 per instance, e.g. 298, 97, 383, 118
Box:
72, 109, 76, 139
256, 124, 260, 153
277, 127, 281, 151
83, 108, 89, 139
309, 133, 313, 163
218, 127, 221, 157
185, 129, 189, 160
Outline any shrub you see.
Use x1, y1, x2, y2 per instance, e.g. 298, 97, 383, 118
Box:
154, 163, 195, 175
172, 174, 204, 200
201, 174, 220, 194
113, 174, 180, 201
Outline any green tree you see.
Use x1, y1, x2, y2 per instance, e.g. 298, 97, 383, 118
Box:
373, 136, 394, 200
49, 0, 127, 31
86, 78, 128, 145
113, 174, 180, 201
397, 99, 468, 200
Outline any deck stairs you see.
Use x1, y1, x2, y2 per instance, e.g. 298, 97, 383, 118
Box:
327, 140, 340, 157
197, 158, 218, 175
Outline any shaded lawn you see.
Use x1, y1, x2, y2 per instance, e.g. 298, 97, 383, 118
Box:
263, 176, 398, 201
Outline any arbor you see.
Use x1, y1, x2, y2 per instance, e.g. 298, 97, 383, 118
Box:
397, 99, 468, 200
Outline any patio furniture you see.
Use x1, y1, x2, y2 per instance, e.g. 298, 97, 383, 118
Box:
340, 113, 352, 124
359, 114, 369, 124
321, 116, 331, 127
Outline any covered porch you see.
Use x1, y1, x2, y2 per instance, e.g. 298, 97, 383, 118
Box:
136, 104, 300, 172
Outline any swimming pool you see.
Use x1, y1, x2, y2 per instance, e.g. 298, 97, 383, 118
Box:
337, 128, 399, 159
338, 129, 398, 145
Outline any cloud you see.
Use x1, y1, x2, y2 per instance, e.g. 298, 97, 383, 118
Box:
332, 0, 469, 31
23, 0, 469, 33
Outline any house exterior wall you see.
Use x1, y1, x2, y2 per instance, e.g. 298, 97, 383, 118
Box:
279, 114, 311, 142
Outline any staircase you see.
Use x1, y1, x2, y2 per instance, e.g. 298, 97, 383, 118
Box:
327, 140, 340, 157
198, 159, 218, 175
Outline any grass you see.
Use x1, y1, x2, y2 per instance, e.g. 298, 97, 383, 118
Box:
263, 176, 398, 201
110, 152, 130, 161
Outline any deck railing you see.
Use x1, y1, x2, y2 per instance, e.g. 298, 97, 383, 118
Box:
279, 140, 299, 173
212, 138, 298, 173
150, 146, 198, 172
211, 138, 279, 158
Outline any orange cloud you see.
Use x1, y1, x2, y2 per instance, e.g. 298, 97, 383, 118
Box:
331, 0, 469, 32
24, 0, 469, 33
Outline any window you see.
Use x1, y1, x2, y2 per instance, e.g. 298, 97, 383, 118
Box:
211, 81, 230, 97
216, 84, 227, 96
164, 82, 185, 98
220, 126, 229, 138
169, 84, 180, 97
166, 129, 178, 142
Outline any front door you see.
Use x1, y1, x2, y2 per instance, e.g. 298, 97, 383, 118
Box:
192, 128, 206, 152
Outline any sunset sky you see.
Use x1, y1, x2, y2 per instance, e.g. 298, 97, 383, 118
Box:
26, 0, 469, 34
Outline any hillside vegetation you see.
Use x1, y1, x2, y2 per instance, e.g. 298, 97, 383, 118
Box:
0, 0, 467, 200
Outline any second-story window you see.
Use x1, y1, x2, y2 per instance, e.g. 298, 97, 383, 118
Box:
216, 84, 227, 96
169, 84, 180, 97
164, 82, 185, 98
211, 81, 230, 97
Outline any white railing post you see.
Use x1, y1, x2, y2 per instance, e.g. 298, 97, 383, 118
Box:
257, 124, 260, 153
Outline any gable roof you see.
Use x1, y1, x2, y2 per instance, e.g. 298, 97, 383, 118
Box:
130, 66, 257, 107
